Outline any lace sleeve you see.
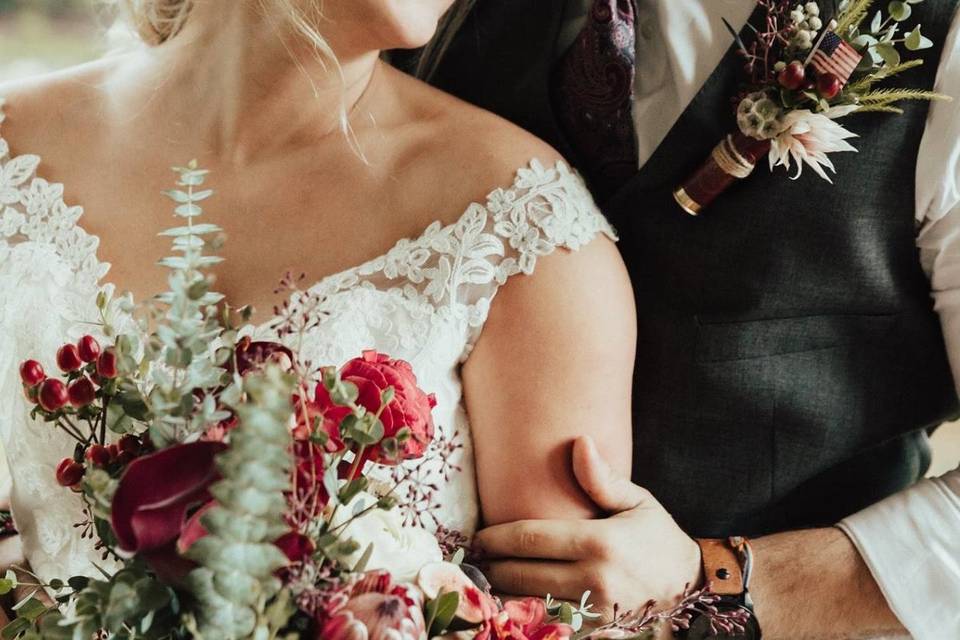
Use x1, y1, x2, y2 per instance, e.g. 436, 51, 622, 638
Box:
453, 159, 617, 360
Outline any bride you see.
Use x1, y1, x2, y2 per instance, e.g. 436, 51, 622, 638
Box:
0, 0, 635, 602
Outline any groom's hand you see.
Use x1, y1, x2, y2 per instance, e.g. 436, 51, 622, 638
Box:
474, 436, 702, 612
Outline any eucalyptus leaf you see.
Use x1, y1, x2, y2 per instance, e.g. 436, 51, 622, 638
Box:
174, 203, 202, 218
876, 42, 901, 65
905, 25, 934, 50
888, 1, 912, 20
164, 189, 191, 203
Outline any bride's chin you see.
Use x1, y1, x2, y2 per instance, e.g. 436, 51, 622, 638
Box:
330, 0, 456, 50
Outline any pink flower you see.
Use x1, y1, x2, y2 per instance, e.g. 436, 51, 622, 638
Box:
321, 610, 369, 640
768, 106, 859, 182
319, 571, 426, 640
504, 599, 548, 637
474, 599, 574, 640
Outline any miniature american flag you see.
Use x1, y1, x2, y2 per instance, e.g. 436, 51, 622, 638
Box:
810, 31, 863, 85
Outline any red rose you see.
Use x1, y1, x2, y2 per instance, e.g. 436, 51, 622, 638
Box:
337, 351, 437, 464
111, 441, 225, 555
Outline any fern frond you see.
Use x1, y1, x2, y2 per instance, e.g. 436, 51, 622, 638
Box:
855, 105, 905, 114
857, 88, 952, 105
836, 0, 876, 34
847, 59, 924, 92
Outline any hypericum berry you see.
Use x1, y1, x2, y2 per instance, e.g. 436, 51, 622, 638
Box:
85, 444, 111, 467
55, 458, 84, 487
96, 349, 118, 379
817, 72, 842, 99
38, 379, 69, 412
56, 344, 83, 373
118, 435, 140, 456
778, 61, 806, 91
67, 377, 97, 407
107, 444, 120, 463
77, 335, 102, 363
19, 360, 45, 387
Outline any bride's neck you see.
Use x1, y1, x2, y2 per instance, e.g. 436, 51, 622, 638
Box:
110, 0, 379, 164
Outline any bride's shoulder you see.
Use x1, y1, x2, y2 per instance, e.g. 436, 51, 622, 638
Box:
387, 66, 586, 225
0, 58, 114, 150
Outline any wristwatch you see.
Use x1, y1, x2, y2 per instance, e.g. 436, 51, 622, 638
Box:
678, 537, 762, 640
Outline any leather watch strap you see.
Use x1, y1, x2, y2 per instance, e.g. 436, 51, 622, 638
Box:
697, 538, 744, 596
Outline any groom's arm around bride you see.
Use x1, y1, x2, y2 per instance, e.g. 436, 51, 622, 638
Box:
412, 0, 960, 638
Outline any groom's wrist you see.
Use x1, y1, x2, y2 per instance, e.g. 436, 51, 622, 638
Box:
680, 537, 761, 639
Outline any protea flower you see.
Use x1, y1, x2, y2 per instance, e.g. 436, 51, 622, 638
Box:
768, 106, 860, 182
319, 572, 427, 640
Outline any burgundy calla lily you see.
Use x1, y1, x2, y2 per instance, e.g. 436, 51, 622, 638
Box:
111, 441, 226, 554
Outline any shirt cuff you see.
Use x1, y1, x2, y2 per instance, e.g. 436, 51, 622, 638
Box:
837, 468, 960, 640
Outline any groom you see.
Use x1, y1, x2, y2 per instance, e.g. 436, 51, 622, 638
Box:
413, 0, 960, 638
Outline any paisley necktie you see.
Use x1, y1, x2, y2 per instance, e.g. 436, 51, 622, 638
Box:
553, 0, 639, 201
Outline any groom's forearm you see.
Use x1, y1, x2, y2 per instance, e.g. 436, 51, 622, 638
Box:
749, 527, 905, 640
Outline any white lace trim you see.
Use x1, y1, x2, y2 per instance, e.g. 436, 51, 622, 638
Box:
293, 159, 617, 359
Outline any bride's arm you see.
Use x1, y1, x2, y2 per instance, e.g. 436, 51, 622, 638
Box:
462, 236, 636, 525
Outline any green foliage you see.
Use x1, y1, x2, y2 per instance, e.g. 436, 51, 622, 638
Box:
836, 0, 877, 34
184, 366, 296, 640
2, 566, 183, 640
424, 592, 460, 638
143, 162, 231, 447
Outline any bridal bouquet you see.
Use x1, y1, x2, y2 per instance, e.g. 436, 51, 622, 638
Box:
5, 164, 743, 640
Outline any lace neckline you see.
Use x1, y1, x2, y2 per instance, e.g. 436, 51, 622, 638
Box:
0, 97, 584, 306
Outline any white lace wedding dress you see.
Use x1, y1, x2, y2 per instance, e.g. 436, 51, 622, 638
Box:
0, 99, 616, 583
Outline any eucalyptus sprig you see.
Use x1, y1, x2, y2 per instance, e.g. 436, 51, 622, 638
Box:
142, 161, 232, 447
184, 366, 296, 640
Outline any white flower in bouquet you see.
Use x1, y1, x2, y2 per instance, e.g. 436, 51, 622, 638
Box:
332, 491, 443, 583
768, 106, 860, 182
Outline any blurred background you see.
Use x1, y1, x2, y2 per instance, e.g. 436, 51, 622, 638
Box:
1, 0, 959, 477
0, 0, 105, 81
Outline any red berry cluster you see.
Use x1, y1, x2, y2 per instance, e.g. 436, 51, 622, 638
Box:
19, 336, 118, 413
56, 434, 148, 488
777, 61, 842, 100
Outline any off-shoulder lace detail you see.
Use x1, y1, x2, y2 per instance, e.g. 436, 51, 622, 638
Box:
290, 158, 617, 361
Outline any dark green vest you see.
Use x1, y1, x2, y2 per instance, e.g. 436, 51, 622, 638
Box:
425, 0, 960, 536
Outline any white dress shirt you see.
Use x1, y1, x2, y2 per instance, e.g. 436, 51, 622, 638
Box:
569, 1, 960, 637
